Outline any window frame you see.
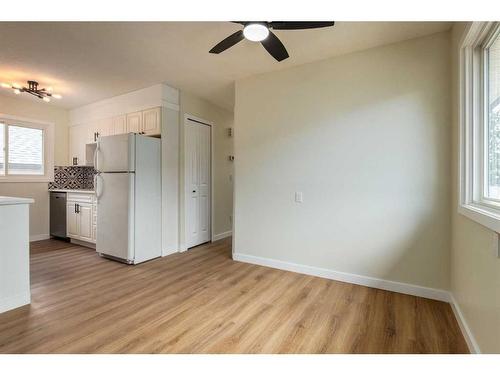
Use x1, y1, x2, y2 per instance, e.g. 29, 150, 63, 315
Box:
0, 113, 54, 183
459, 22, 500, 232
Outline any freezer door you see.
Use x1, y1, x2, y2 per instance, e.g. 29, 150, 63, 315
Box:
96, 133, 135, 173
96, 172, 135, 261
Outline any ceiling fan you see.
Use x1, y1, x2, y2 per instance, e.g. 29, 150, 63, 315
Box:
209, 21, 335, 62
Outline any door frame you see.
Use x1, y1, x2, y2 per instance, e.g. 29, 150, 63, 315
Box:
183, 114, 214, 250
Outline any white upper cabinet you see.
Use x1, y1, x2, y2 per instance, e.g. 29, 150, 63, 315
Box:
126, 111, 142, 134
69, 125, 87, 166
142, 107, 161, 135
97, 117, 113, 138
69, 107, 162, 166
112, 115, 127, 135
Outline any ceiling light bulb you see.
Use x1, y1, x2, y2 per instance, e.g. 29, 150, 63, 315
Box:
0, 83, 10, 88
43, 97, 51, 102
52, 94, 62, 99
13, 88, 21, 94
243, 23, 269, 42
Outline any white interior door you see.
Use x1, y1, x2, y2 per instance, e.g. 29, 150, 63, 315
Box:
185, 119, 211, 248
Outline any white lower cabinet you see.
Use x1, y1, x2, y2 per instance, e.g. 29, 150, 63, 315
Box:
67, 202, 79, 238
67, 193, 96, 244
78, 203, 93, 242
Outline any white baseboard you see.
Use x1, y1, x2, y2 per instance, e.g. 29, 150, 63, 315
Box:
29, 234, 50, 242
449, 294, 481, 354
233, 253, 451, 303
213, 231, 232, 241
0, 291, 30, 314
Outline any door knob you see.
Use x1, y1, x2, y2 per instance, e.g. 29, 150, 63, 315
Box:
192, 190, 196, 193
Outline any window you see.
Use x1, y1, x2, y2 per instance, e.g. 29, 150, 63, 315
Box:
486, 33, 500, 200
0, 114, 54, 182
459, 22, 500, 232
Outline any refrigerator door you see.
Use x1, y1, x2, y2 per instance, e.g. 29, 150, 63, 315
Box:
96, 172, 135, 262
96, 133, 135, 173
133, 135, 162, 263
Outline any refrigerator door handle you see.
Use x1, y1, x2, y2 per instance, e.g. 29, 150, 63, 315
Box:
94, 141, 100, 171
95, 173, 104, 203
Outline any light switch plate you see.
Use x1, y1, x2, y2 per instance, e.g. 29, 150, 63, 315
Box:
295, 192, 303, 203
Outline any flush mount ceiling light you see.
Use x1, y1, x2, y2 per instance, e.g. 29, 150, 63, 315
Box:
209, 21, 335, 62
0, 80, 62, 102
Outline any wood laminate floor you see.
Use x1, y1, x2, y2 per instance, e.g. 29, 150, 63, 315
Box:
0, 238, 468, 353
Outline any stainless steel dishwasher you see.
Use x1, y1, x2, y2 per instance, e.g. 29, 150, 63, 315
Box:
50, 191, 68, 239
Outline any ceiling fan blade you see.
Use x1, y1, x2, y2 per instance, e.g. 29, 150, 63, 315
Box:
261, 31, 289, 62
270, 21, 335, 30
209, 30, 245, 54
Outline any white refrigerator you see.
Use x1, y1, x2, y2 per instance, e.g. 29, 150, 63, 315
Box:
95, 133, 161, 264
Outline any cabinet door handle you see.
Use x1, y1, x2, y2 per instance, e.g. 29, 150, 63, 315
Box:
74, 203, 77, 213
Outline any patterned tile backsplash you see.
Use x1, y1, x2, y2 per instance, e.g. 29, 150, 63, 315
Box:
48, 166, 96, 190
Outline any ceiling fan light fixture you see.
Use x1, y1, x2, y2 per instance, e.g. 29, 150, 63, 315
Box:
243, 23, 269, 42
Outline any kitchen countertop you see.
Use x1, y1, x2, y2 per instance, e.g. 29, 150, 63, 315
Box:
49, 189, 95, 194
0, 196, 35, 206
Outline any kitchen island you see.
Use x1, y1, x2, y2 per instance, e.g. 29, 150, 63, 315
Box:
0, 196, 34, 313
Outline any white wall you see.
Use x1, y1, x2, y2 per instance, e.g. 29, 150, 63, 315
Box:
233, 32, 451, 291
450, 23, 500, 354
179, 91, 234, 246
0, 94, 69, 239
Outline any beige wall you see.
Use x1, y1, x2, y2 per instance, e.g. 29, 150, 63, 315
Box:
234, 32, 451, 290
450, 23, 500, 353
179, 91, 234, 245
0, 94, 69, 238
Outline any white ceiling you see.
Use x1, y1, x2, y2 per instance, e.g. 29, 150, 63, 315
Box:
0, 22, 451, 111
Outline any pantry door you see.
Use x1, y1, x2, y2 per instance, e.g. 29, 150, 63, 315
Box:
185, 117, 211, 248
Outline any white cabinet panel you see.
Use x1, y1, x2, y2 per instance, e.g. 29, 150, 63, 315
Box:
97, 118, 113, 138
112, 115, 127, 135
69, 125, 87, 166
67, 194, 96, 244
78, 203, 93, 242
67, 202, 79, 237
142, 107, 161, 135
126, 112, 142, 134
